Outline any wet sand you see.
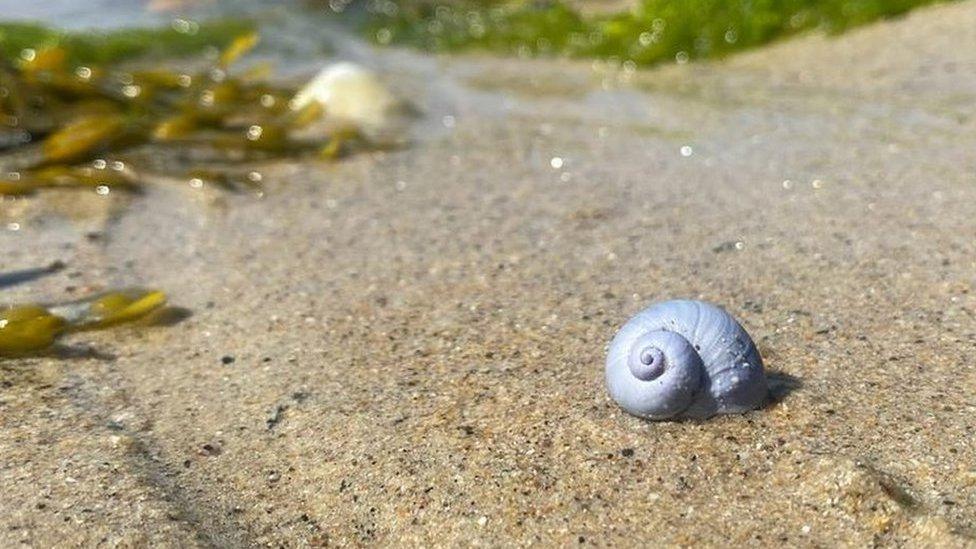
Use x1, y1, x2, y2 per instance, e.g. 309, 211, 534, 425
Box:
2, 1, 976, 546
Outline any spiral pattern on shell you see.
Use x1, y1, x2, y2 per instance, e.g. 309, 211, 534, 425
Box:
605, 300, 768, 420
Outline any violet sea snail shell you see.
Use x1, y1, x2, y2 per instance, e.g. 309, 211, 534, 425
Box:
605, 300, 768, 420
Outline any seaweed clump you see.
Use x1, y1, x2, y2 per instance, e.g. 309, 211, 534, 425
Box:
0, 21, 364, 197
0, 289, 167, 356
359, 0, 952, 67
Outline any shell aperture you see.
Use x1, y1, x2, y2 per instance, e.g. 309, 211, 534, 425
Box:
605, 300, 768, 420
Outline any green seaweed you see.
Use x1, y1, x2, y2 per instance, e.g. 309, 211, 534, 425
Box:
360, 0, 954, 66
0, 19, 256, 66
0, 289, 167, 356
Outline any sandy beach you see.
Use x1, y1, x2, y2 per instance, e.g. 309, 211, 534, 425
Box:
2, 1, 976, 546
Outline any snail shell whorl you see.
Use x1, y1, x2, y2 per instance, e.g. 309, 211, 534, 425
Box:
605, 300, 768, 420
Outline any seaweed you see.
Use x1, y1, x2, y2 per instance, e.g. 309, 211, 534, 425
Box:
0, 21, 369, 199
0, 19, 256, 66
357, 0, 954, 67
0, 289, 168, 356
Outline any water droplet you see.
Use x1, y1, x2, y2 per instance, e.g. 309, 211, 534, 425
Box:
442, 115, 456, 128
92, 159, 107, 170
680, 145, 693, 157
6, 222, 21, 231
172, 18, 194, 34
122, 85, 142, 98
95, 185, 110, 195
188, 178, 204, 188
246, 125, 263, 141
550, 157, 564, 169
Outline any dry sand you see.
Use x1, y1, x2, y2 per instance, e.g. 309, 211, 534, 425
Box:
2, 1, 976, 546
